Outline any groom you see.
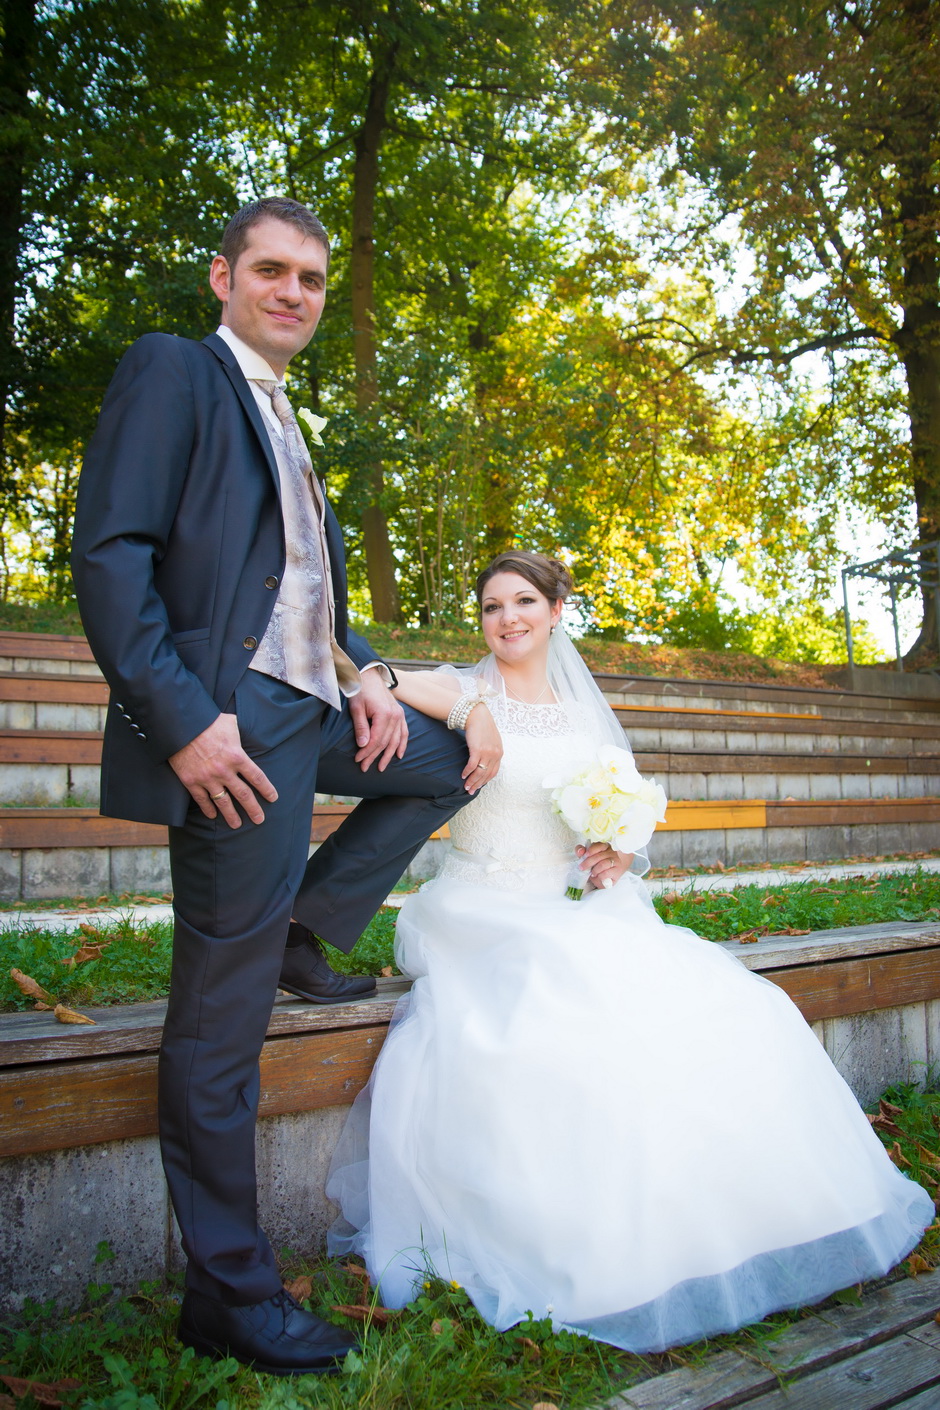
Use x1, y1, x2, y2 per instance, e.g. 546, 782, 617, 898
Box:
71, 198, 479, 1375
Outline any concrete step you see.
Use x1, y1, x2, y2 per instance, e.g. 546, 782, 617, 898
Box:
6, 632, 940, 723
0, 632, 102, 678
1, 796, 940, 901
1, 725, 938, 808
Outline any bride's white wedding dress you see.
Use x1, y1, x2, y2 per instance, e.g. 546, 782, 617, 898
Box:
327, 693, 933, 1352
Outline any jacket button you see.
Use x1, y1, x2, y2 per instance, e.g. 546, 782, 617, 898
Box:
244, 635, 258, 650
264, 575, 278, 589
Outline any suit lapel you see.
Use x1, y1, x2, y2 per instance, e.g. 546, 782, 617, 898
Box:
202, 332, 347, 631
202, 333, 282, 504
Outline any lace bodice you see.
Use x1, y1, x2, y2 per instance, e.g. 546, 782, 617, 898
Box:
440, 694, 595, 893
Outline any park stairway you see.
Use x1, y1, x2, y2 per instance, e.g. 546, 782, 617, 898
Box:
0, 632, 938, 897
599, 671, 940, 869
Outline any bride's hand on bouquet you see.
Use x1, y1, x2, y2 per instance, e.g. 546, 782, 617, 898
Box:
577, 842, 633, 890
463, 705, 502, 793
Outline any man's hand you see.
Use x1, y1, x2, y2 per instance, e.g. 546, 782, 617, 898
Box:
350, 669, 409, 772
462, 704, 502, 793
168, 713, 278, 828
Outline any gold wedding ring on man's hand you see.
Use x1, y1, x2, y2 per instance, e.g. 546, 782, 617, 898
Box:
210, 789, 228, 800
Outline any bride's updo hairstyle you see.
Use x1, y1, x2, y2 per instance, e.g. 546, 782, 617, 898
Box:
474, 551, 573, 609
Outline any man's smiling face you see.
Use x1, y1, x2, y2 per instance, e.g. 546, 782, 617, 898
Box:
209, 216, 328, 377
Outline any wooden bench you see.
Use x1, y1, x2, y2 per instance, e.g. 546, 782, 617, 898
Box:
3, 921, 939, 1161
1, 921, 938, 1311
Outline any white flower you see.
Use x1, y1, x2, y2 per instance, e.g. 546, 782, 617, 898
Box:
296, 406, 328, 448
547, 747, 668, 855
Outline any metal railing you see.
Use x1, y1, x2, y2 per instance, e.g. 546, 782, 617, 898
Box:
842, 541, 940, 672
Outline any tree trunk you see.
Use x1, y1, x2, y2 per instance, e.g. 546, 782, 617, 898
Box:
0, 0, 36, 495
895, 138, 940, 662
350, 25, 401, 622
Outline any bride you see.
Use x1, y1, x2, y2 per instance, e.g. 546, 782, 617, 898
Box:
327, 550, 933, 1353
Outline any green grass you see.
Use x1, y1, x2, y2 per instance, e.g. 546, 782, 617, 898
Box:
656, 868, 940, 942
2, 1084, 938, 1408
5, 870, 940, 1012
0, 910, 400, 1012
0, 599, 85, 635
4, 872, 940, 1012
356, 619, 841, 688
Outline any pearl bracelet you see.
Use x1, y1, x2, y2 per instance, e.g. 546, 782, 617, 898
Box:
446, 694, 483, 731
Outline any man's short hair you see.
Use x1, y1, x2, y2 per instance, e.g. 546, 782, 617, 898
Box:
220, 198, 330, 271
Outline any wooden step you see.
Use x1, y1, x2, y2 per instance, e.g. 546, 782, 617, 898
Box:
0, 804, 355, 850
607, 1272, 940, 1409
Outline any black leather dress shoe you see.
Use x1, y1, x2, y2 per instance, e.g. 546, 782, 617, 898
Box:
178, 1287, 358, 1375
278, 922, 376, 1004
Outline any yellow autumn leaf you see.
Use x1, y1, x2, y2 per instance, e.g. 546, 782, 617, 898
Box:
54, 1004, 96, 1026
10, 968, 55, 1005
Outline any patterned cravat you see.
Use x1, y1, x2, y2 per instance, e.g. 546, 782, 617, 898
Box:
249, 380, 341, 708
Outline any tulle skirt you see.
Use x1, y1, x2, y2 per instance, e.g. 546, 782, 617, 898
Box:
327, 871, 933, 1352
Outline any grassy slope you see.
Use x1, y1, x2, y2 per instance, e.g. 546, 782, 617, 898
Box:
0, 600, 851, 688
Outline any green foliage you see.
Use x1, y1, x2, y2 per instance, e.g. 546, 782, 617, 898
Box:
0, 909, 398, 1012
4, 871, 940, 1011
651, 586, 882, 663
2, 0, 933, 648
0, 917, 175, 1012
656, 870, 940, 942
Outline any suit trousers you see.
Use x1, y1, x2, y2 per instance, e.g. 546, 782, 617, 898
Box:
159, 669, 470, 1304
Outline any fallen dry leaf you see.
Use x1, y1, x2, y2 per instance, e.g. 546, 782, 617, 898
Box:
0, 1377, 82, 1408
380, 966, 394, 978
285, 1275, 312, 1303
773, 928, 812, 937
53, 1004, 95, 1026
906, 1253, 932, 1276
330, 1303, 396, 1327
33, 1001, 52, 1012
870, 1102, 906, 1140
341, 1262, 372, 1306
518, 1336, 541, 1359
342, 1261, 370, 1279
430, 1318, 444, 1335
60, 943, 107, 968
0, 1395, 14, 1410
888, 1140, 911, 1169
78, 923, 103, 939
532, 1403, 561, 1410
736, 932, 760, 945
9, 970, 55, 1005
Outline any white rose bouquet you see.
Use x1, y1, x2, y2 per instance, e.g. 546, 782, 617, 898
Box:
544, 745, 668, 897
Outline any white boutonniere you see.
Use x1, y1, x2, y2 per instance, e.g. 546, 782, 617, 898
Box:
296, 407, 328, 454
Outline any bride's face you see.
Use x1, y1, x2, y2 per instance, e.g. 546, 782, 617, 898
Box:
480, 571, 562, 666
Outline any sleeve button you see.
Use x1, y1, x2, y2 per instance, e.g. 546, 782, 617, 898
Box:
244, 636, 258, 650
264, 575, 278, 589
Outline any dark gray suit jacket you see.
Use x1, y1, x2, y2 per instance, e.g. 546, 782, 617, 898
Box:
71, 331, 373, 826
